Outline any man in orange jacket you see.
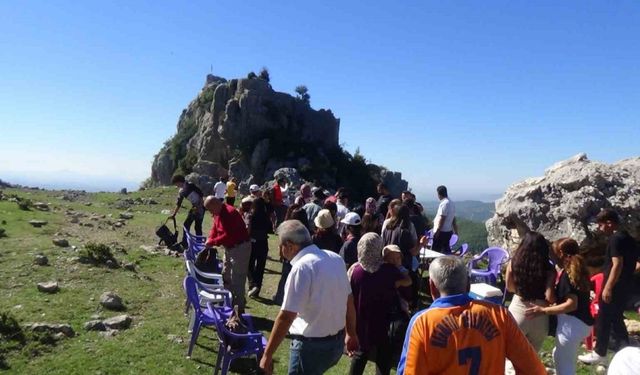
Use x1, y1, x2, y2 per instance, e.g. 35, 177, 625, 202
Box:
398, 256, 546, 375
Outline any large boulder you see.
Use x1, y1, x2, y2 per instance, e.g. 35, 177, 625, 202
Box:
486, 154, 640, 253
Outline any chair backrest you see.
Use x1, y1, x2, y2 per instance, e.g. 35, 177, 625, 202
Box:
449, 234, 459, 247
425, 229, 433, 247
457, 243, 469, 257
184, 227, 207, 252
485, 247, 510, 275
185, 260, 224, 289
184, 276, 203, 316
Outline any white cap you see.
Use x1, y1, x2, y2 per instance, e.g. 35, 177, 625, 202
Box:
249, 184, 260, 193
340, 212, 361, 226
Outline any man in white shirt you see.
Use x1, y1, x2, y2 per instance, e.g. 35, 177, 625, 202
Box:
336, 191, 350, 236
432, 185, 457, 254
260, 220, 359, 375
213, 176, 227, 201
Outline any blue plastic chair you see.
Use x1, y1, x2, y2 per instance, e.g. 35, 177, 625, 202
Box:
453, 243, 469, 257
468, 247, 509, 285
209, 304, 267, 375
424, 230, 459, 249
184, 228, 207, 262
183, 276, 233, 358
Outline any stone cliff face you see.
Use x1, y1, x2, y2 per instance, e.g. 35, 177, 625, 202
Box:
150, 74, 408, 199
486, 153, 640, 255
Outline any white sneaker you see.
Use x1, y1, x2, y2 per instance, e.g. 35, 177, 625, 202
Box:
578, 351, 606, 364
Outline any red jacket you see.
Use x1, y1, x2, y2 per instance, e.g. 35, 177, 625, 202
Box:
205, 204, 249, 248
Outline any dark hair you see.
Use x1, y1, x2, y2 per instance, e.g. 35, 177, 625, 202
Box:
347, 224, 361, 237
377, 183, 388, 191
352, 204, 365, 218
511, 231, 553, 300
171, 175, 185, 184
251, 197, 269, 221
285, 203, 303, 220
360, 213, 379, 234
437, 185, 448, 198
553, 238, 591, 293
596, 209, 620, 224
323, 201, 338, 217
289, 208, 309, 229
387, 204, 411, 230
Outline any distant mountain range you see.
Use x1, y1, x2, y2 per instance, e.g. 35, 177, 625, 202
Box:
421, 200, 496, 223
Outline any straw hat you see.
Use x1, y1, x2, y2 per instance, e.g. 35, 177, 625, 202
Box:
314, 209, 335, 229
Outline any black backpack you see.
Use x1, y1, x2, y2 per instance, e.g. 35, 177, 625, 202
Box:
156, 217, 178, 247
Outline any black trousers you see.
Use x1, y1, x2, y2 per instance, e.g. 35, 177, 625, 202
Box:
595, 286, 630, 355
432, 231, 453, 254
273, 260, 292, 304
248, 238, 269, 288
181, 210, 203, 247
348, 339, 393, 375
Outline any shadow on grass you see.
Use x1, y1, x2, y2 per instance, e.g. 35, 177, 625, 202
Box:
248, 316, 274, 332
251, 296, 278, 307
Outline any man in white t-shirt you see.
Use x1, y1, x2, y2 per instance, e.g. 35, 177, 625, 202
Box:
432, 185, 457, 254
213, 176, 227, 201
259, 220, 358, 375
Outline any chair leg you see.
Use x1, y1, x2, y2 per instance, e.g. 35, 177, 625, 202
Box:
220, 354, 232, 375
214, 343, 224, 375
188, 310, 195, 333
187, 320, 201, 358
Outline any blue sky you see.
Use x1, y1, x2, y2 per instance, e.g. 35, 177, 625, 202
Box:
1, 1, 639, 200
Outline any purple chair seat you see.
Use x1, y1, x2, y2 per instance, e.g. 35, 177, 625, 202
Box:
468, 247, 509, 285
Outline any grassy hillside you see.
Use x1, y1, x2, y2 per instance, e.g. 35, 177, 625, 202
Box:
0, 187, 629, 374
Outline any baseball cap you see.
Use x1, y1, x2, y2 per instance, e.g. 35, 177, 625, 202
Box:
249, 184, 260, 193
340, 212, 361, 226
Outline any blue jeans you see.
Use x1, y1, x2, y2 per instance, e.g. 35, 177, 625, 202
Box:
288, 333, 344, 375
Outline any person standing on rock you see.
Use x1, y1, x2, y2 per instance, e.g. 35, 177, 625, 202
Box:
432, 185, 457, 254
579, 209, 639, 365
375, 183, 393, 225
203, 195, 251, 312
213, 176, 227, 202
170, 175, 204, 249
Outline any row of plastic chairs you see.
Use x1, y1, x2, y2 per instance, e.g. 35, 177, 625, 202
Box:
184, 276, 266, 375
182, 229, 267, 374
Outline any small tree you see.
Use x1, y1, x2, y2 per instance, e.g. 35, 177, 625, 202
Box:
259, 67, 270, 82
295, 85, 310, 104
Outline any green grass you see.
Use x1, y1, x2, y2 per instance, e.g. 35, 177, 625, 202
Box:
0, 187, 635, 374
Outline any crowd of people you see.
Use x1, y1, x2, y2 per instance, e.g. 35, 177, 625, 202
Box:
169, 174, 639, 375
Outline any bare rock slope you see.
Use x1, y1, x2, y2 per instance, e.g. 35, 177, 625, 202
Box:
486, 153, 640, 253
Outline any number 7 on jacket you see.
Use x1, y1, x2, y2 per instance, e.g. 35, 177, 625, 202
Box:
458, 346, 481, 375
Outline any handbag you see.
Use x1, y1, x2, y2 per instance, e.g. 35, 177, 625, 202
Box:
156, 217, 178, 247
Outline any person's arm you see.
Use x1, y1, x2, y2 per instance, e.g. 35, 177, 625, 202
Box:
345, 294, 359, 356
395, 268, 413, 288
433, 215, 443, 235
259, 310, 297, 375
171, 193, 185, 217
505, 310, 547, 374
452, 217, 459, 235
544, 269, 556, 305
526, 295, 577, 318
505, 263, 516, 294
402, 317, 429, 374
603, 256, 623, 303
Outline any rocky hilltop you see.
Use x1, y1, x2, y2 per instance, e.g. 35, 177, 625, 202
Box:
149, 74, 408, 199
486, 153, 640, 254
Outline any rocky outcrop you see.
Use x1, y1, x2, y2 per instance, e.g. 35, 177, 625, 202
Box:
149, 73, 409, 200
486, 153, 640, 253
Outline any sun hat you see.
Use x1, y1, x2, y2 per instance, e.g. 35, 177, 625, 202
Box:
314, 209, 335, 229
249, 184, 260, 193
382, 244, 402, 256
341, 212, 361, 226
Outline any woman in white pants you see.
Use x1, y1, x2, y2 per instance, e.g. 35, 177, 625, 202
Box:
526, 238, 594, 375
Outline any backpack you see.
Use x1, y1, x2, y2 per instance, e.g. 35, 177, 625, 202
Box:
155, 217, 178, 247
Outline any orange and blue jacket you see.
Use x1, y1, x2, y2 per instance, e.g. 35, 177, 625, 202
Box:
397, 294, 546, 375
